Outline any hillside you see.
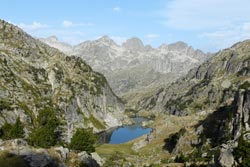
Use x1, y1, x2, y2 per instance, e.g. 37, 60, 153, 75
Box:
129, 40, 250, 166
0, 19, 129, 141
139, 40, 250, 115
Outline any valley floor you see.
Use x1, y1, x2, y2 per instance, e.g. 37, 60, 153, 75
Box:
96, 110, 211, 166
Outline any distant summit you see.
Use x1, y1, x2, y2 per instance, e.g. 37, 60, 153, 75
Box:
39, 36, 73, 55
46, 35, 59, 41
122, 37, 145, 52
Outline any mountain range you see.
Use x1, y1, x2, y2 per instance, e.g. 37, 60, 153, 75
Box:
40, 36, 210, 95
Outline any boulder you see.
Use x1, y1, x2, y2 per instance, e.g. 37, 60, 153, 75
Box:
91, 152, 104, 166
54, 146, 69, 162
218, 149, 234, 167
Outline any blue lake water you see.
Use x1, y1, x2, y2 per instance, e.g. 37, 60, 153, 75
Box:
98, 117, 152, 144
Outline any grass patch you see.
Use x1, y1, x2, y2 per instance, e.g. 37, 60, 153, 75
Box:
89, 115, 106, 129
96, 143, 134, 156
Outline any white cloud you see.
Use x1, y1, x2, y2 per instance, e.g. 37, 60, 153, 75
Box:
36, 29, 86, 45
18, 22, 48, 31
62, 20, 94, 28
145, 34, 159, 39
51, 31, 86, 45
62, 20, 73, 28
163, 0, 250, 30
199, 22, 250, 50
113, 7, 121, 12
243, 22, 250, 32
144, 34, 159, 46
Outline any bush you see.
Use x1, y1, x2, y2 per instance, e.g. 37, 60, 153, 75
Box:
28, 126, 57, 148
0, 99, 11, 111
28, 108, 60, 148
234, 135, 250, 167
175, 153, 188, 163
36, 108, 59, 128
70, 128, 97, 153
239, 81, 250, 90
0, 117, 24, 140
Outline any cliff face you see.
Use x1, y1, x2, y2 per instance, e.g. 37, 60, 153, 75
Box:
0, 20, 127, 142
139, 40, 250, 115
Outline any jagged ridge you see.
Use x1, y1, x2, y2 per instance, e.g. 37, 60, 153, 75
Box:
40, 36, 210, 95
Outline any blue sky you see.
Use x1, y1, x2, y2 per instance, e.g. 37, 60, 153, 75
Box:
1, 0, 250, 52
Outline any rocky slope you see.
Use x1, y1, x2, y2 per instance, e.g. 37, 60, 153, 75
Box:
0, 19, 128, 144
133, 40, 250, 166
98, 40, 250, 167
40, 36, 209, 95
139, 40, 250, 115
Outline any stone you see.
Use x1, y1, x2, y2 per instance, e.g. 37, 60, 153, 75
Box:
91, 152, 104, 166
218, 149, 234, 167
77, 151, 89, 161
221, 79, 231, 89
54, 146, 69, 162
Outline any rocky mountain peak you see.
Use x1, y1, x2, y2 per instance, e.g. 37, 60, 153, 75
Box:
39, 36, 73, 55
96, 35, 117, 46
168, 41, 189, 51
46, 35, 59, 42
122, 37, 145, 52
39, 34, 209, 95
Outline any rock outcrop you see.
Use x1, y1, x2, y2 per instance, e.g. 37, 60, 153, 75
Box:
0, 139, 101, 167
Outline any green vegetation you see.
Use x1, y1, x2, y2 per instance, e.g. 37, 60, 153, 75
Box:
174, 153, 188, 163
0, 151, 31, 167
36, 108, 60, 127
103, 153, 126, 167
0, 117, 24, 140
0, 99, 12, 111
89, 115, 106, 129
28, 127, 57, 148
96, 143, 134, 155
28, 108, 60, 148
53, 64, 64, 82
234, 134, 250, 167
239, 81, 250, 90
237, 67, 250, 76
69, 128, 97, 153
